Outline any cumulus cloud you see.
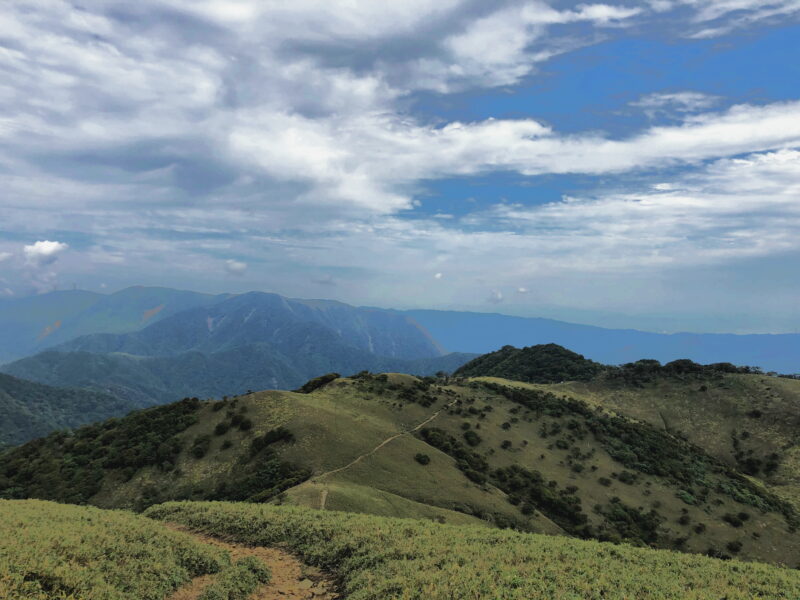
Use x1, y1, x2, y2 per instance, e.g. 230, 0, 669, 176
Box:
225, 259, 248, 275
1, 1, 799, 320
23, 241, 69, 266
0, 252, 12, 263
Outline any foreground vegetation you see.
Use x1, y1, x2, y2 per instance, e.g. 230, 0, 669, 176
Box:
147, 501, 800, 600
0, 499, 229, 600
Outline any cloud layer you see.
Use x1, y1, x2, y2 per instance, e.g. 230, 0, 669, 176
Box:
0, 1, 799, 331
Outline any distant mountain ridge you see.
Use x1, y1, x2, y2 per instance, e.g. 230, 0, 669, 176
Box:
406, 309, 800, 374
2, 293, 471, 408
56, 292, 444, 360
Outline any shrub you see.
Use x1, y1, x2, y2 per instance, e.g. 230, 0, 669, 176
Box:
414, 453, 431, 465
463, 430, 482, 447
238, 418, 253, 432
214, 422, 230, 436
191, 435, 212, 459
723, 513, 744, 528
726, 540, 743, 554
198, 557, 271, 600
694, 523, 707, 534
501, 440, 512, 450
598, 477, 612, 487
294, 373, 340, 394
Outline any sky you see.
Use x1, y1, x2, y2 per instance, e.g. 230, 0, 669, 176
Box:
1, 1, 800, 333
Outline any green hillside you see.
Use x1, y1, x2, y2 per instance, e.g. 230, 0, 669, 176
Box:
0, 373, 137, 446
3, 372, 799, 566
482, 373, 800, 510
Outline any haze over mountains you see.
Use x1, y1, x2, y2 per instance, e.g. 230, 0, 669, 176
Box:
408, 310, 800, 374
1, 285, 799, 446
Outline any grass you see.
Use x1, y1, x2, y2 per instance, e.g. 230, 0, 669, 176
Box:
147, 500, 800, 600
198, 556, 271, 600
0, 499, 229, 600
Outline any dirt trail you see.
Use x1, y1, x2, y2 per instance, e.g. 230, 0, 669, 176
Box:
313, 398, 457, 508
165, 524, 338, 600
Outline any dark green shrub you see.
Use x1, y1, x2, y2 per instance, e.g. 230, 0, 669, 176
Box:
191, 435, 212, 459
414, 453, 431, 465
694, 523, 707, 534
214, 422, 230, 436
294, 373, 340, 394
726, 540, 743, 554
723, 513, 744, 527
463, 430, 482, 447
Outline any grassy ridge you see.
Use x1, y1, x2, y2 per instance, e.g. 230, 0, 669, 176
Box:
0, 500, 228, 600
146, 501, 800, 600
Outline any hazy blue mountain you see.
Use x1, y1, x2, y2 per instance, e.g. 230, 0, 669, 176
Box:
405, 310, 800, 374
0, 286, 225, 364
58, 292, 444, 360
0, 372, 135, 446
2, 292, 464, 407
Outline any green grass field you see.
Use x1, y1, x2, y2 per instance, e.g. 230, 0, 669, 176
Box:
147, 500, 800, 600
0, 499, 229, 600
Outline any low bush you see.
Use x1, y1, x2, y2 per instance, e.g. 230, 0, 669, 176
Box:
1, 499, 227, 600
146, 501, 800, 600
198, 556, 270, 600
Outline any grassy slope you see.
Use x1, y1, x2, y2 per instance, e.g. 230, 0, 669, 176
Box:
0, 499, 228, 600
91, 375, 552, 532
477, 374, 800, 508
4, 372, 800, 566
147, 501, 800, 600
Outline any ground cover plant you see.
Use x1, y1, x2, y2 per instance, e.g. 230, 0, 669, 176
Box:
147, 501, 800, 600
0, 499, 229, 600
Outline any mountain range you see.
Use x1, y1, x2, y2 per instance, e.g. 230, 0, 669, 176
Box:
2, 286, 799, 446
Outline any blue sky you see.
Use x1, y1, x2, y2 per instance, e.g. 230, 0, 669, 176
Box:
1, 1, 800, 333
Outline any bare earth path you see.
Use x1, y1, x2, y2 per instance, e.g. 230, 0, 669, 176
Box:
313, 398, 457, 509
165, 524, 338, 600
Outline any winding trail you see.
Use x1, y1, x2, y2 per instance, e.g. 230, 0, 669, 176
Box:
164, 524, 338, 600
313, 397, 458, 509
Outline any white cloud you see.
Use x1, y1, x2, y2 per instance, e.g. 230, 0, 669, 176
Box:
23, 240, 69, 266
0, 1, 799, 320
434, 272, 443, 279
664, 0, 800, 36
0, 252, 12, 263
632, 92, 721, 117
225, 259, 248, 275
